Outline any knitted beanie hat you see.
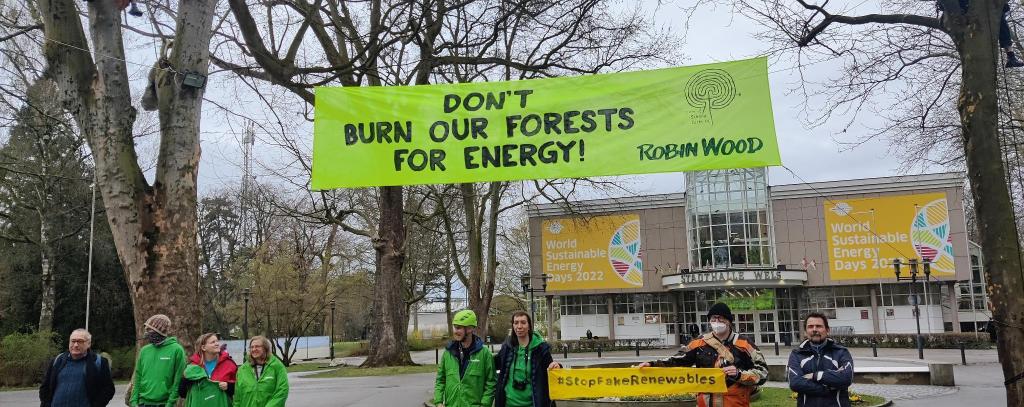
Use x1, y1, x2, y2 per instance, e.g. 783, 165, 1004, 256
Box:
706, 303, 734, 323
144, 314, 172, 336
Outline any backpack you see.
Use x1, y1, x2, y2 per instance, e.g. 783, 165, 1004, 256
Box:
52, 352, 103, 369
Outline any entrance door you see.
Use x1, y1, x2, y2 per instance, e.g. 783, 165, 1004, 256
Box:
734, 311, 778, 345
758, 311, 778, 344
735, 313, 755, 339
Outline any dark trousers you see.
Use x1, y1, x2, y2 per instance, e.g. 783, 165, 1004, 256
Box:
942, 1, 1013, 48
1000, 9, 1012, 49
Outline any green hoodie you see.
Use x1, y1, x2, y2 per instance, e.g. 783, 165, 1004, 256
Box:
434, 335, 496, 407
233, 354, 289, 407
182, 364, 230, 407
504, 332, 541, 407
131, 337, 187, 407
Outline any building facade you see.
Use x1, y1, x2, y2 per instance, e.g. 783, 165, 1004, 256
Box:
527, 170, 991, 347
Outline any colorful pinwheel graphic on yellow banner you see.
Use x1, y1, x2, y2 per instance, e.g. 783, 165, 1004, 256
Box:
608, 219, 643, 286
911, 199, 955, 275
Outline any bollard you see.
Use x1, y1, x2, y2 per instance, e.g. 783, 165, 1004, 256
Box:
597, 345, 602, 358
435, 348, 439, 365
774, 341, 779, 356
563, 344, 568, 359
959, 341, 967, 365
872, 340, 878, 357
636, 342, 640, 357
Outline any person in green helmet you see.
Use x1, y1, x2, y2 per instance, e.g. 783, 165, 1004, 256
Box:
434, 309, 496, 407
130, 314, 187, 407
233, 335, 288, 407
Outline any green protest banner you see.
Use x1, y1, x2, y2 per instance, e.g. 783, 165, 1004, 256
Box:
312, 57, 780, 189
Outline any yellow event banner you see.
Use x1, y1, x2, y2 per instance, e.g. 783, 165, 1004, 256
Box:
311, 57, 780, 189
824, 192, 956, 280
542, 214, 643, 291
548, 368, 726, 400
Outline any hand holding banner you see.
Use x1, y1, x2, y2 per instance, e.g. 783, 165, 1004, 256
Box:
547, 367, 727, 400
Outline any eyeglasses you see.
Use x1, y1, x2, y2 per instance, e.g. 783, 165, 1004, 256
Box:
70, 339, 89, 344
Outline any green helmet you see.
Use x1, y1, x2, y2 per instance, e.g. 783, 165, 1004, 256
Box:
453, 310, 478, 327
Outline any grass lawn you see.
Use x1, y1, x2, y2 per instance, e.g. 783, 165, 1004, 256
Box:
305, 364, 437, 378
754, 387, 886, 406
333, 341, 367, 357
286, 363, 333, 373
0, 385, 35, 392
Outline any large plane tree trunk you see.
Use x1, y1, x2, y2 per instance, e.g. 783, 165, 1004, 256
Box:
955, 3, 1024, 404
36, 0, 217, 348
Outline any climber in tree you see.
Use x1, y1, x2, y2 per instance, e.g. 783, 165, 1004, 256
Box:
939, 0, 1024, 68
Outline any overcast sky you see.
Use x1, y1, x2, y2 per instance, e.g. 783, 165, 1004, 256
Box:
182, 0, 944, 198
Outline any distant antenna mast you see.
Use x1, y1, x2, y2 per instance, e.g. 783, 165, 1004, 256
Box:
240, 122, 256, 247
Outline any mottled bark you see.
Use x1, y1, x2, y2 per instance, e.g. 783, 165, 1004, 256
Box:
363, 186, 413, 366
37, 216, 55, 332
954, 3, 1024, 404
35, 0, 217, 349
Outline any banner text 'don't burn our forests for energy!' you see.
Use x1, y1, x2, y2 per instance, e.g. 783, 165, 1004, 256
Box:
311, 57, 781, 189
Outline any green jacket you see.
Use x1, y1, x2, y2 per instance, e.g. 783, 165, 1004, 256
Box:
182, 364, 230, 407
233, 354, 289, 407
131, 337, 187, 407
434, 336, 496, 407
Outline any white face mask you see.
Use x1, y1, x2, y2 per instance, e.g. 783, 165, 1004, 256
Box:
710, 321, 729, 335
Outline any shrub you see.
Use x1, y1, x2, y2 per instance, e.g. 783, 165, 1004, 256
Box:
0, 331, 59, 387
831, 333, 992, 349
102, 346, 136, 380
409, 337, 447, 351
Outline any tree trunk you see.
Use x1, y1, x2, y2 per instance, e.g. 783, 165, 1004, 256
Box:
37, 216, 55, 332
460, 183, 490, 335
36, 0, 217, 350
956, 2, 1024, 405
362, 186, 413, 366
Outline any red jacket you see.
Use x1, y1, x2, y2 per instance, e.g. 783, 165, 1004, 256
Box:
188, 351, 238, 383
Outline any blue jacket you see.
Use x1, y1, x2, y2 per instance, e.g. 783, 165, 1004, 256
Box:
787, 338, 854, 407
494, 333, 555, 407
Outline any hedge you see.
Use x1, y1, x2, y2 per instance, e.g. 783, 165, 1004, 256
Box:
831, 333, 993, 349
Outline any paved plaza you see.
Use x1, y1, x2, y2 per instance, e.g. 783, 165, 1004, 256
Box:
0, 347, 1005, 406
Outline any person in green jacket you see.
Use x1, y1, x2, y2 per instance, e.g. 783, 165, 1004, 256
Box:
130, 314, 187, 407
234, 335, 289, 407
434, 310, 496, 407
181, 364, 230, 407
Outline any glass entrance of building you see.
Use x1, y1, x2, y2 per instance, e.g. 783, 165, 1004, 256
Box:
733, 311, 778, 345
678, 288, 801, 347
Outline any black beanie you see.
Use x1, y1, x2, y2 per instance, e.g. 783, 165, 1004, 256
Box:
707, 303, 734, 323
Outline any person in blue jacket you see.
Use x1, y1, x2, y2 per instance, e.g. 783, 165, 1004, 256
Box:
787, 312, 854, 407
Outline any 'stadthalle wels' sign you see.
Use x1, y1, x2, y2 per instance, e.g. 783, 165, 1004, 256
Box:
547, 367, 726, 400
312, 57, 781, 189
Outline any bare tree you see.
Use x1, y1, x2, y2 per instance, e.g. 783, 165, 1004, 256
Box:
722, 0, 1024, 403
28, 0, 220, 345
216, 0, 676, 366
0, 77, 93, 332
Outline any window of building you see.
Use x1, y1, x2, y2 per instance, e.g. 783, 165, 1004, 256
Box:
834, 286, 871, 308
875, 283, 943, 307
559, 295, 607, 315
686, 168, 774, 270
959, 254, 989, 311
614, 293, 675, 323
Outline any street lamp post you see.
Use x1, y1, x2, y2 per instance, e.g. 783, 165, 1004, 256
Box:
520, 274, 550, 326
330, 300, 336, 360
893, 258, 931, 360
243, 287, 251, 360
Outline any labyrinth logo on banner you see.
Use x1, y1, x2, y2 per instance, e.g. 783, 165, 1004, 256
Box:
542, 214, 643, 291
311, 57, 780, 189
547, 368, 726, 400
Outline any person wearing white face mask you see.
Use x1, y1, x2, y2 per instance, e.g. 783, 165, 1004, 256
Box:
636, 303, 768, 407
